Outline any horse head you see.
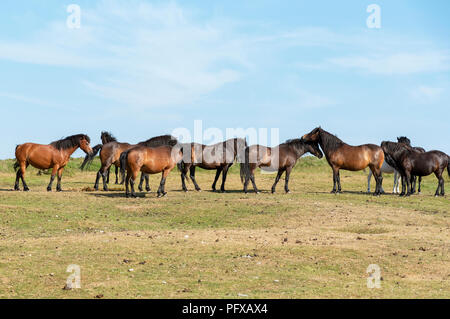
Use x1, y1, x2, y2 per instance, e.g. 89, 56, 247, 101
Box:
302, 127, 321, 143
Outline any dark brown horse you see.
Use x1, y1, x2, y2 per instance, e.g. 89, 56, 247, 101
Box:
397, 136, 426, 193
177, 138, 247, 192
121, 145, 183, 198
381, 141, 449, 196
302, 127, 385, 195
82, 132, 177, 191
240, 139, 323, 193
14, 134, 93, 191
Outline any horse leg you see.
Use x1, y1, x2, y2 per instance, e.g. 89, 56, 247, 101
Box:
379, 173, 385, 194
405, 171, 412, 196
220, 165, 231, 192
248, 165, 259, 194
94, 169, 102, 191
106, 167, 110, 184
367, 170, 372, 193
434, 171, 443, 197
157, 170, 169, 198
369, 165, 382, 195
418, 176, 422, 194
211, 167, 223, 192
271, 169, 283, 194
411, 176, 416, 194
101, 166, 110, 191
129, 174, 137, 198
125, 172, 130, 198
138, 173, 145, 192
393, 171, 399, 194
56, 167, 64, 192
189, 166, 201, 191
47, 166, 58, 191
284, 166, 292, 193
399, 174, 406, 196
336, 170, 342, 193
115, 166, 119, 184
180, 163, 188, 192
18, 162, 30, 191
144, 174, 150, 192
331, 166, 341, 193
14, 170, 21, 191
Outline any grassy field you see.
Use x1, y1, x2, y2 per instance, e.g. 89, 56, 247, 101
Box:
0, 157, 448, 299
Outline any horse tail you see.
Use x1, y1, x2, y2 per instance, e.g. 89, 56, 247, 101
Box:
80, 144, 102, 170
119, 150, 131, 177
13, 145, 21, 171
447, 155, 450, 178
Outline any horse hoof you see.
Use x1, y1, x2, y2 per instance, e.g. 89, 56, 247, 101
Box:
138, 188, 143, 192
47, 188, 51, 192
24, 187, 30, 192
285, 190, 291, 194
146, 188, 151, 192
196, 189, 201, 192
255, 191, 260, 194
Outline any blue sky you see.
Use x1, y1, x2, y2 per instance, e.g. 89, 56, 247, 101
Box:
0, 0, 449, 158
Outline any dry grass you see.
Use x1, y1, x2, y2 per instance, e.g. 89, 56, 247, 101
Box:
0, 157, 448, 298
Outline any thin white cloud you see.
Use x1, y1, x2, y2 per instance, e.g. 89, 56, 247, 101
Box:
328, 52, 450, 75
410, 85, 444, 101
0, 1, 249, 108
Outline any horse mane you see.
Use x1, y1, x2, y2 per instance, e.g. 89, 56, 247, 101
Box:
101, 131, 117, 144
397, 136, 411, 145
397, 136, 426, 153
50, 134, 90, 150
138, 135, 178, 147
318, 129, 344, 152
383, 141, 414, 154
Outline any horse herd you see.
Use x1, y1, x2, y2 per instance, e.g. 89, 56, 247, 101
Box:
12, 127, 450, 198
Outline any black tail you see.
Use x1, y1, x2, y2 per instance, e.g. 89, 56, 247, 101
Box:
240, 147, 250, 185
80, 144, 102, 170
13, 145, 20, 171
119, 150, 130, 177
447, 155, 450, 178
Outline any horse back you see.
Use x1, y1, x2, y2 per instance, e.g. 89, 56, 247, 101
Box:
328, 143, 383, 171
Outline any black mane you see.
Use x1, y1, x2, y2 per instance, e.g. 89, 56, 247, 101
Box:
382, 141, 414, 154
50, 134, 89, 150
101, 131, 117, 144
318, 128, 344, 152
138, 135, 178, 147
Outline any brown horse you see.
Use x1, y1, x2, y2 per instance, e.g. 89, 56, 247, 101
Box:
381, 141, 449, 196
177, 138, 247, 192
14, 134, 93, 192
120, 145, 183, 198
240, 139, 323, 193
82, 132, 177, 191
302, 127, 385, 195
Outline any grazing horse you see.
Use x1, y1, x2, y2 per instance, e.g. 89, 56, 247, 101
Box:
121, 145, 183, 198
14, 134, 93, 191
397, 136, 426, 193
381, 141, 449, 196
178, 138, 247, 192
239, 139, 323, 193
82, 132, 177, 191
302, 127, 385, 195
